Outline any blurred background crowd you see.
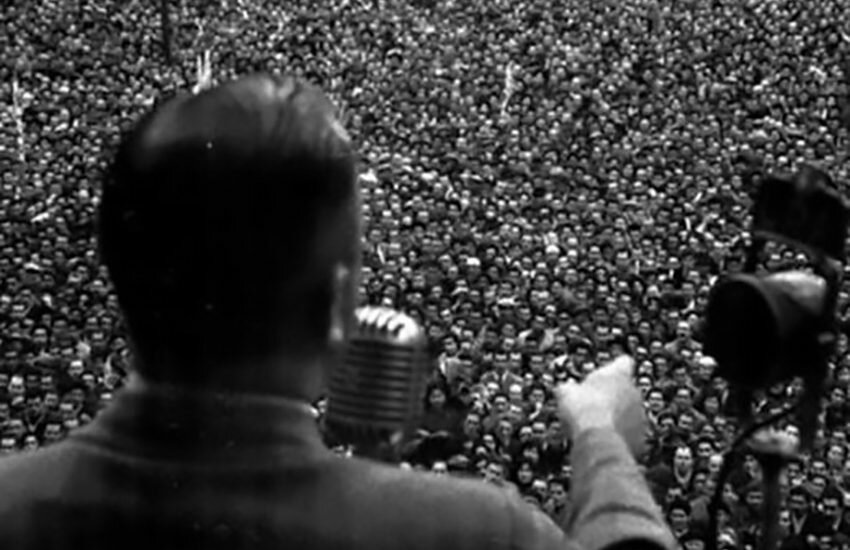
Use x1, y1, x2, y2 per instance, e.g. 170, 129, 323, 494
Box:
3, 0, 850, 548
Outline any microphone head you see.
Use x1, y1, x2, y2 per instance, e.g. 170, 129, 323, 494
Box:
326, 307, 430, 446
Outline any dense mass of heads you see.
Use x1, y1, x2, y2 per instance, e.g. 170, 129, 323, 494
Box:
2, 0, 850, 547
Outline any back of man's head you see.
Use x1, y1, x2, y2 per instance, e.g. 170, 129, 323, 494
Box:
99, 74, 359, 391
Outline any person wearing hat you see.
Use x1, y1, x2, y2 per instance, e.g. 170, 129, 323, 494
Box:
0, 74, 674, 550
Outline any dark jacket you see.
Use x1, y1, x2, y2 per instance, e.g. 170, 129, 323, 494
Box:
0, 378, 676, 550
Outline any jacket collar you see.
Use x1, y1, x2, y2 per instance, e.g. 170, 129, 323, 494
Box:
75, 375, 328, 465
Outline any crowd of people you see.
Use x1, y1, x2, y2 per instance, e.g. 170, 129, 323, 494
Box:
3, 0, 850, 548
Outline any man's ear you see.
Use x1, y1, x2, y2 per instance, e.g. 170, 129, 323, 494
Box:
328, 263, 354, 345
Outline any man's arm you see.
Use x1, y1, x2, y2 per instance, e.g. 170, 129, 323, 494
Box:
503, 427, 676, 550
503, 356, 675, 550
563, 427, 675, 549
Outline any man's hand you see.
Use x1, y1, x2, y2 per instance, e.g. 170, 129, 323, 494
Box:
555, 356, 647, 458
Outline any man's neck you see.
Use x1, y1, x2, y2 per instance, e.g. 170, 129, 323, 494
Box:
131, 352, 326, 402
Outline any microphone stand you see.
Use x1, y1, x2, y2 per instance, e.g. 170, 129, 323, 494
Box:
759, 462, 782, 550
748, 431, 798, 550
707, 405, 798, 550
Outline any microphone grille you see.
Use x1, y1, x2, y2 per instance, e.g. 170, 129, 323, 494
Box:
326, 307, 431, 440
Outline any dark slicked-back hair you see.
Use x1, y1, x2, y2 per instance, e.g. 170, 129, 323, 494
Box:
99, 74, 359, 383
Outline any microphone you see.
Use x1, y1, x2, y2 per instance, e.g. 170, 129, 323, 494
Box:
326, 307, 431, 460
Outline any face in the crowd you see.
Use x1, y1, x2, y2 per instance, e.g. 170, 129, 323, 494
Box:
831, 387, 846, 406
548, 481, 568, 508
68, 360, 84, 378
677, 413, 694, 433
745, 488, 763, 511
516, 462, 534, 485
530, 421, 546, 442
695, 360, 714, 382
497, 419, 513, 442
814, 429, 827, 451
637, 321, 652, 341
658, 416, 675, 436
831, 430, 847, 449
699, 423, 717, 442
822, 496, 841, 521
431, 461, 448, 476
483, 462, 504, 484
529, 387, 546, 408
442, 337, 458, 356
67, 388, 85, 407
789, 492, 809, 516
636, 376, 652, 397
59, 402, 76, 421
646, 389, 665, 413
32, 327, 49, 348
507, 384, 523, 404
809, 475, 827, 500
7, 376, 24, 397
696, 440, 714, 462
692, 470, 709, 496
673, 387, 692, 410
827, 444, 845, 469
531, 478, 548, 502
722, 483, 738, 507
702, 395, 720, 416
674, 447, 694, 473
668, 507, 689, 533
703, 476, 717, 500
26, 395, 43, 416
811, 459, 828, 479
0, 436, 16, 455
482, 433, 497, 452
43, 392, 59, 410
653, 356, 669, 376
492, 395, 509, 415
427, 387, 446, 409
785, 461, 804, 485
7, 419, 24, 439
675, 321, 691, 340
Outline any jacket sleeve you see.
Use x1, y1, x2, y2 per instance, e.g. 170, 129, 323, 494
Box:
564, 427, 676, 549
504, 427, 677, 550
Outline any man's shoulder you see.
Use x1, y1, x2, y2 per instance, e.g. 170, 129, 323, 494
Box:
0, 442, 567, 549
0, 441, 79, 491
331, 458, 563, 547
0, 441, 82, 532
341, 457, 510, 506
